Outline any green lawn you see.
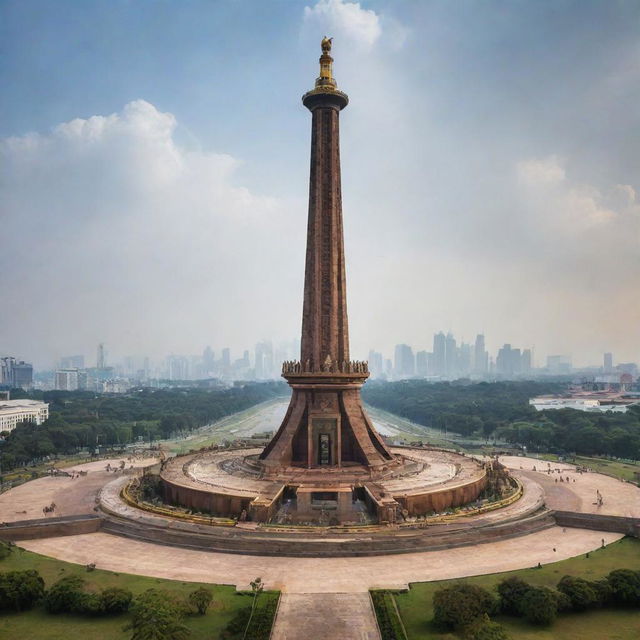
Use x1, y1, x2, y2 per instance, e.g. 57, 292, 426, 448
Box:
394, 537, 640, 640
0, 545, 278, 639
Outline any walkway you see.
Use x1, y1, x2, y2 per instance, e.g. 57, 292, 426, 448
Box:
272, 593, 380, 640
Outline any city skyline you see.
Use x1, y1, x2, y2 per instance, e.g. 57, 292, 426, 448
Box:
2, 1, 639, 369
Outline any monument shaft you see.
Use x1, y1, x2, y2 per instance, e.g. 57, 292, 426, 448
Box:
259, 39, 394, 472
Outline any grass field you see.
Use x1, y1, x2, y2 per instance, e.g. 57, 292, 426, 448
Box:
394, 537, 640, 640
0, 545, 278, 639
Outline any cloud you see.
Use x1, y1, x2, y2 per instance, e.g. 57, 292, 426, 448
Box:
0, 101, 303, 366
516, 154, 619, 230
303, 0, 382, 50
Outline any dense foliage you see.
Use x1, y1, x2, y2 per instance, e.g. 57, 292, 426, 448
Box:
0, 383, 285, 469
370, 590, 408, 640
126, 588, 190, 640
364, 380, 640, 459
432, 583, 498, 631
0, 569, 45, 611
187, 586, 213, 615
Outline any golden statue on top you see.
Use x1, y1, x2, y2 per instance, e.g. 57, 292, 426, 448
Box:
321, 36, 333, 53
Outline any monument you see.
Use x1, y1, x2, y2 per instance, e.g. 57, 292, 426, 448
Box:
155, 40, 495, 527
259, 36, 396, 474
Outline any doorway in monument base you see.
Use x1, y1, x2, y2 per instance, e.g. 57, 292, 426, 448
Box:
310, 416, 339, 466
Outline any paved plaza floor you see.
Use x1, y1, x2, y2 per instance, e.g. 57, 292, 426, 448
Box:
3, 446, 639, 639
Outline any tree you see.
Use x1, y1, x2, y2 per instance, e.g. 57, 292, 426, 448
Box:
101, 586, 133, 613
0, 569, 45, 611
433, 583, 498, 631
607, 569, 640, 606
126, 589, 190, 640
557, 575, 599, 611
243, 577, 264, 640
45, 575, 87, 614
467, 614, 511, 640
497, 576, 530, 615
518, 586, 559, 625
188, 586, 213, 615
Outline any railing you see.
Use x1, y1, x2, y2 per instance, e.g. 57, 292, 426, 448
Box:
282, 359, 369, 375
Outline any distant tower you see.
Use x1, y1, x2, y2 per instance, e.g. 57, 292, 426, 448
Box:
433, 332, 446, 376
474, 334, 488, 375
604, 352, 613, 373
259, 39, 395, 471
97, 343, 106, 369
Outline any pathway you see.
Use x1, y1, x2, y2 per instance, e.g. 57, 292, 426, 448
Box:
272, 593, 380, 640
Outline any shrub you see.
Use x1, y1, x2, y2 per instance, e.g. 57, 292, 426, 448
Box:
45, 575, 88, 613
82, 592, 106, 616
466, 614, 511, 640
433, 583, 498, 631
370, 590, 407, 640
606, 569, 640, 607
0, 541, 14, 561
497, 577, 530, 615
100, 586, 133, 614
591, 578, 613, 606
518, 586, 559, 625
126, 588, 190, 640
188, 586, 213, 615
0, 569, 45, 611
557, 576, 599, 611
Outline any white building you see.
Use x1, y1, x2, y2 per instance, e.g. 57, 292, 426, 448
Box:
530, 397, 632, 413
55, 369, 79, 391
0, 399, 49, 433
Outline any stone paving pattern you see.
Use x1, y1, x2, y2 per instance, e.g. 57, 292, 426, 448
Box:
3, 449, 640, 639
272, 593, 381, 640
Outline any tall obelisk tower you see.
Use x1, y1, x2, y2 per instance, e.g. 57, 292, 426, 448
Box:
259, 39, 395, 473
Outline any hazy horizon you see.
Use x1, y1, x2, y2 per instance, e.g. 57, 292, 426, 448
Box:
2, 0, 639, 370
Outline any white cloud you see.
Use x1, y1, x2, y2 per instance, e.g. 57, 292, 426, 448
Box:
517, 155, 566, 187
304, 0, 382, 50
0, 101, 302, 366
516, 155, 618, 229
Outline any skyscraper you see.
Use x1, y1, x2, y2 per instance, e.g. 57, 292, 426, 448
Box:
416, 350, 429, 377
474, 334, 488, 375
394, 344, 415, 378
445, 332, 457, 377
433, 332, 446, 377
97, 343, 106, 369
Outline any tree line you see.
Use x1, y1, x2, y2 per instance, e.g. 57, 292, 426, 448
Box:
363, 380, 640, 459
0, 382, 286, 470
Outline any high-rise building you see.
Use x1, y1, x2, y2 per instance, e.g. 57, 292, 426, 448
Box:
416, 350, 429, 377
0, 357, 33, 389
474, 334, 488, 375
459, 342, 472, 376
603, 352, 613, 373
368, 350, 384, 378
55, 369, 79, 391
255, 341, 274, 379
394, 344, 415, 378
221, 348, 231, 369
496, 344, 513, 376
445, 333, 457, 377
97, 343, 106, 369
521, 349, 532, 374
433, 332, 446, 377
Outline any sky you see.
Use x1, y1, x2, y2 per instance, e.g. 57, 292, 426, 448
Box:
1, 0, 639, 369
